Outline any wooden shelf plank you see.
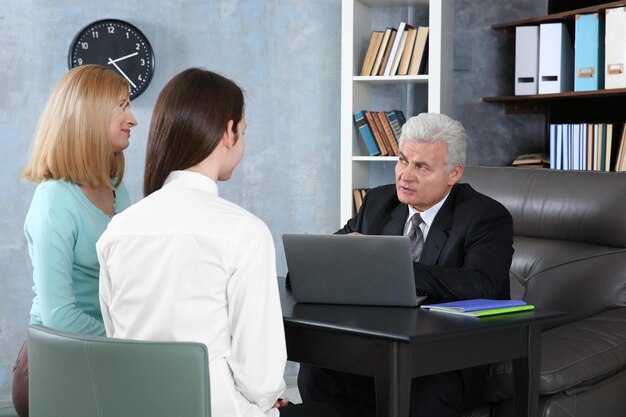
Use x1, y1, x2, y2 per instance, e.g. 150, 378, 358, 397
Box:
483, 88, 626, 103
491, 1, 626, 29
353, 75, 429, 84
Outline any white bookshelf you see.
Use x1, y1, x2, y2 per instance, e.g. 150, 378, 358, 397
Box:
340, 0, 454, 224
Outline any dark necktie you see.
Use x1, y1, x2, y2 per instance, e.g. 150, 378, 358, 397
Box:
407, 213, 424, 262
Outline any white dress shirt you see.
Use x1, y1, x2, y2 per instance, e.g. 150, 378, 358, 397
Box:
403, 192, 450, 240
97, 170, 286, 417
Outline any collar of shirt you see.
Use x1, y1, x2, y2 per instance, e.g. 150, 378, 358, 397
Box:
163, 170, 219, 196
404, 192, 450, 240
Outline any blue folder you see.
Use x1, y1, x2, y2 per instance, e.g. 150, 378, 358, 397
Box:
575, 13, 604, 91
421, 298, 526, 312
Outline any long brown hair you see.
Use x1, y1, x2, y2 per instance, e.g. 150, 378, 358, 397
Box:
22, 64, 129, 189
144, 68, 244, 196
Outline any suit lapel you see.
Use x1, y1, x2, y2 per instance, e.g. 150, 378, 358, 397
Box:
382, 203, 408, 236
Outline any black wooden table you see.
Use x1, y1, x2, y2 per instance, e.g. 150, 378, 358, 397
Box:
279, 280, 567, 417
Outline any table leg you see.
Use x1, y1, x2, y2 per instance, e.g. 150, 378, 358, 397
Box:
374, 341, 412, 417
512, 324, 542, 417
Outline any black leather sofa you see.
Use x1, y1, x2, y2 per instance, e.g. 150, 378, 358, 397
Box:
461, 166, 626, 417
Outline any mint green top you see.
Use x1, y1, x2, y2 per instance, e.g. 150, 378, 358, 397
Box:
25, 179, 130, 336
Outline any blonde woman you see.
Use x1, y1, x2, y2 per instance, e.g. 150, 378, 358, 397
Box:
12, 64, 137, 417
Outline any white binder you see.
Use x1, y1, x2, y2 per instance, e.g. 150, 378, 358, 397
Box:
515, 26, 539, 95
539, 23, 574, 94
605, 7, 626, 89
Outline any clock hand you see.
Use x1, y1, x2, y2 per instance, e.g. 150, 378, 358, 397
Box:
109, 52, 139, 64
107, 58, 137, 89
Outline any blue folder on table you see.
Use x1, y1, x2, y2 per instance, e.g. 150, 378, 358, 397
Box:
421, 298, 526, 312
575, 13, 604, 91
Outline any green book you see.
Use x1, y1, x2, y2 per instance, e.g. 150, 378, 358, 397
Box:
427, 304, 535, 317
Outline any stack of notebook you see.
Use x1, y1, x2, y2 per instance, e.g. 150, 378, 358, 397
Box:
420, 299, 534, 317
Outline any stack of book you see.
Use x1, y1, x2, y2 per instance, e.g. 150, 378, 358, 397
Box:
549, 123, 626, 171
353, 109, 406, 156
421, 299, 534, 317
360, 23, 429, 77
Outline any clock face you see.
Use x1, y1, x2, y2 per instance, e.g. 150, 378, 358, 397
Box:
68, 19, 154, 100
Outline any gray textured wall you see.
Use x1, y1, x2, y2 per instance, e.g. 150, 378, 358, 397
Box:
0, 0, 546, 400
455, 0, 547, 164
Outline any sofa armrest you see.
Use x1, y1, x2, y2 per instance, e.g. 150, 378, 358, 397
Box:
483, 307, 626, 402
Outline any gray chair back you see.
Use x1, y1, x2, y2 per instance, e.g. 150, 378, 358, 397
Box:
28, 325, 211, 417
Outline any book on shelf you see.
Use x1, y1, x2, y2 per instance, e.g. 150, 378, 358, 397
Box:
385, 110, 407, 142
353, 188, 370, 213
549, 123, 623, 171
398, 28, 418, 76
421, 299, 534, 317
353, 189, 363, 213
370, 111, 395, 155
594, 123, 607, 171
395, 110, 406, 127
585, 124, 594, 169
408, 26, 429, 75
512, 153, 550, 167
355, 110, 407, 157
371, 28, 395, 76
353, 110, 381, 156
364, 111, 389, 156
615, 124, 626, 171
384, 22, 412, 76
376, 111, 399, 155
360, 31, 384, 76
389, 27, 409, 76
606, 124, 614, 172
377, 28, 398, 75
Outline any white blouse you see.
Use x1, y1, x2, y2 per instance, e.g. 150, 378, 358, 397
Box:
97, 170, 286, 417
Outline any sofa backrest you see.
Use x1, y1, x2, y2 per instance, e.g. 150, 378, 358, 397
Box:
462, 166, 626, 321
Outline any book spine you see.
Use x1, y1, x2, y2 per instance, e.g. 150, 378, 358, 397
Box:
394, 110, 407, 127
370, 111, 394, 155
364, 111, 389, 156
378, 112, 399, 155
353, 111, 381, 156
378, 29, 397, 75
386, 111, 402, 142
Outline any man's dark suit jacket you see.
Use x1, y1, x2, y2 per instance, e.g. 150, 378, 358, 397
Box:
338, 182, 514, 301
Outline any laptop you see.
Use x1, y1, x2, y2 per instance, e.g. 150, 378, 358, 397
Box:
283, 234, 427, 307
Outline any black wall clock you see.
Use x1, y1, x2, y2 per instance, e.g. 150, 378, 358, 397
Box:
68, 19, 154, 100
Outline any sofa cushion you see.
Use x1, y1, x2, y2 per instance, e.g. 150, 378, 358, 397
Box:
491, 366, 626, 417
511, 237, 626, 321
483, 308, 626, 401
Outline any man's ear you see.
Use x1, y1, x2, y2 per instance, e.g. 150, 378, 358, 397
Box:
448, 164, 464, 185
221, 120, 236, 149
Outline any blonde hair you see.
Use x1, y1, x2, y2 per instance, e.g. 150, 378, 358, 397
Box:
22, 64, 129, 190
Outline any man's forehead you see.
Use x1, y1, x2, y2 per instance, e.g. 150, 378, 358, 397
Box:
400, 140, 448, 154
